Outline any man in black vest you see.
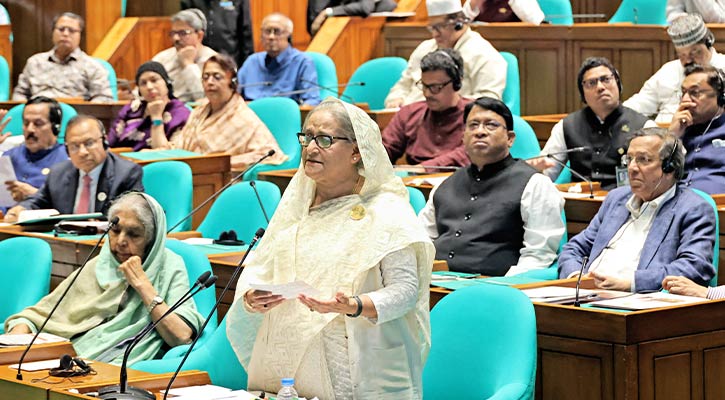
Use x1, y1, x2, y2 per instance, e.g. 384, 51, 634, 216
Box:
530, 57, 653, 190
418, 97, 565, 276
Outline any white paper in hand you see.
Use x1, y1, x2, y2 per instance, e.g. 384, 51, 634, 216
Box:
249, 280, 322, 299
0, 156, 16, 207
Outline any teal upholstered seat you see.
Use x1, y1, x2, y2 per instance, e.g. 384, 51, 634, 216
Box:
538, 0, 574, 25
142, 161, 193, 232
0, 55, 9, 101
245, 97, 302, 180
341, 57, 407, 110
691, 189, 719, 287
510, 115, 541, 160
500, 52, 521, 115
609, 0, 667, 25
306, 51, 339, 100
93, 58, 119, 100
407, 186, 427, 215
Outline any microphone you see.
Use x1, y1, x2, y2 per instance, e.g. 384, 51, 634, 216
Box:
274, 81, 365, 102
393, 164, 461, 172
545, 155, 595, 199
166, 150, 276, 233
238, 81, 272, 90
525, 146, 591, 160
15, 216, 120, 381
574, 256, 589, 307
249, 181, 270, 224
162, 228, 266, 400
97, 271, 218, 400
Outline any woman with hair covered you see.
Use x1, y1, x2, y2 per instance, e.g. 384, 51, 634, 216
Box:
227, 98, 434, 399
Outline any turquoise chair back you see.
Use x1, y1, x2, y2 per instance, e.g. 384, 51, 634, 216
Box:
554, 161, 573, 184
510, 115, 541, 159
162, 240, 218, 358
0, 55, 9, 101
246, 97, 302, 180
132, 316, 248, 389
341, 57, 407, 110
500, 52, 521, 115
609, 0, 667, 25
692, 189, 719, 287
142, 161, 193, 232
0, 237, 52, 333
306, 51, 339, 99
1, 103, 78, 143
94, 58, 118, 100
407, 186, 426, 215
197, 181, 281, 243
538, 0, 573, 25
424, 285, 537, 399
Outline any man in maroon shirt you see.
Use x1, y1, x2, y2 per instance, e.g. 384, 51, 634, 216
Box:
382, 48, 472, 168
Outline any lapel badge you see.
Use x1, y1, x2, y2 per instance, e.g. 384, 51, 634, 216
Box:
350, 204, 365, 221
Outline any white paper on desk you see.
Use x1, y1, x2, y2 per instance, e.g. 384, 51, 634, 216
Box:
250, 280, 322, 299
407, 176, 449, 187
0, 156, 16, 206
182, 237, 215, 245
522, 286, 596, 303
9, 358, 61, 371
164, 384, 232, 399
0, 332, 67, 346
589, 291, 708, 310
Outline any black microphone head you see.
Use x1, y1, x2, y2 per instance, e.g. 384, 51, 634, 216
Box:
255, 228, 265, 238
196, 271, 211, 285
267, 149, 276, 157
203, 275, 218, 288
360, 82, 365, 86
249, 180, 256, 187
109, 216, 120, 226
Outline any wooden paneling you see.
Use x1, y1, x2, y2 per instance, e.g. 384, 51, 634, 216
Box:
0, 24, 11, 76
84, 0, 121, 53
124, 0, 178, 17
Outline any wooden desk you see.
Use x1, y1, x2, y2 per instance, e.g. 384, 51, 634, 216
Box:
0, 101, 129, 132
0, 342, 75, 366
523, 114, 566, 148
431, 279, 725, 400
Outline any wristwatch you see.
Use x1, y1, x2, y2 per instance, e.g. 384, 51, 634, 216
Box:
147, 295, 164, 313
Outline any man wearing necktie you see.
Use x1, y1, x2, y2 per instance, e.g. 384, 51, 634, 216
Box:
4, 115, 143, 222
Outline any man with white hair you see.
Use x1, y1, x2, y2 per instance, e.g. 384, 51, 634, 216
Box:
237, 13, 320, 106
152, 9, 217, 102
623, 13, 725, 123
384, 0, 507, 109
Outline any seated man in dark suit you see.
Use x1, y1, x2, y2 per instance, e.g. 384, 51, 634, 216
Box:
559, 127, 716, 292
4, 115, 144, 222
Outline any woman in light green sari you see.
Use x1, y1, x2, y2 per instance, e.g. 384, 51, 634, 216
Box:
5, 192, 204, 365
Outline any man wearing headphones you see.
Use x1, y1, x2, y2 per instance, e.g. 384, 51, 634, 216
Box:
382, 49, 471, 167
418, 97, 565, 276
624, 13, 725, 124
152, 9, 217, 102
669, 64, 725, 194
530, 57, 655, 190
1, 97, 69, 207
4, 115, 143, 222
559, 128, 716, 292
384, 0, 506, 109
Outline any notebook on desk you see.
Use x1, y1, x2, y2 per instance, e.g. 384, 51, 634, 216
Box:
120, 149, 200, 161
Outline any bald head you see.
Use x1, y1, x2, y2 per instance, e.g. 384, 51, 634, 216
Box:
261, 13, 293, 57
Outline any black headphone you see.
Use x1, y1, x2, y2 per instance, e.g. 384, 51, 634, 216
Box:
65, 116, 109, 156
26, 97, 62, 136
49, 354, 93, 377
434, 49, 463, 91
214, 229, 246, 246
452, 16, 468, 31
714, 68, 725, 107
661, 139, 679, 174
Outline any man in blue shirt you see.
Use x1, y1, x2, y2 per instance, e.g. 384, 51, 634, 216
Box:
237, 12, 321, 106
1, 97, 68, 208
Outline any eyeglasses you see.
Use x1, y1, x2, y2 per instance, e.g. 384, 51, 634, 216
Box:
623, 154, 657, 168
66, 137, 102, 154
168, 29, 194, 38
425, 21, 455, 34
466, 120, 505, 133
55, 26, 81, 34
297, 132, 353, 149
582, 74, 615, 90
677, 46, 704, 61
201, 72, 226, 82
415, 80, 452, 94
680, 87, 716, 100
261, 27, 286, 37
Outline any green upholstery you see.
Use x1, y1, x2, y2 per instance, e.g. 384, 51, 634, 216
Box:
691, 189, 719, 287
94, 58, 118, 100
0, 55, 9, 101
538, 0, 573, 25
197, 181, 281, 244
1, 102, 78, 143
609, 0, 667, 25
246, 97, 302, 180
306, 51, 339, 100
142, 161, 193, 232
423, 285, 537, 399
500, 52, 521, 115
510, 115, 541, 160
554, 161, 573, 184
162, 240, 218, 358
341, 57, 407, 110
132, 316, 248, 390
407, 186, 426, 215
0, 237, 52, 333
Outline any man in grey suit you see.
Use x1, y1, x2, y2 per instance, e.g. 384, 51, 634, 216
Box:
4, 115, 143, 222
558, 127, 716, 292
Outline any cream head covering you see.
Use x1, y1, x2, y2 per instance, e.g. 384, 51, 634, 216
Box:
426, 0, 463, 16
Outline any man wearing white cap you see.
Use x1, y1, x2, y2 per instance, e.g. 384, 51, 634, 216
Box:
666, 0, 725, 23
623, 13, 725, 123
384, 0, 507, 109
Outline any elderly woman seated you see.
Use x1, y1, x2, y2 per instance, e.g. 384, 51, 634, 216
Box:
107, 61, 190, 151
154, 53, 287, 170
4, 192, 204, 365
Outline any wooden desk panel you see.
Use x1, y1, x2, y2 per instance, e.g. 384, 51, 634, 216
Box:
0, 101, 129, 133
0, 342, 75, 365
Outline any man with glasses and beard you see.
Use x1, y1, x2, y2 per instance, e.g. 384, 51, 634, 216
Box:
384, 0, 506, 109
418, 97, 564, 276
153, 9, 217, 102
382, 49, 471, 168
624, 13, 725, 124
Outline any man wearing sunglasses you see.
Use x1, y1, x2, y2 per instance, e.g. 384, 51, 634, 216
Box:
531, 57, 654, 190
13, 12, 112, 102
624, 13, 725, 124
382, 49, 471, 167
418, 97, 564, 276
384, 0, 506, 109
153, 9, 217, 102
